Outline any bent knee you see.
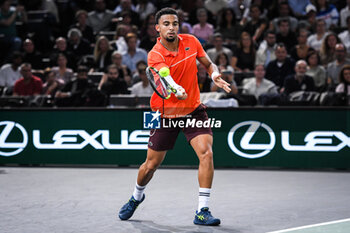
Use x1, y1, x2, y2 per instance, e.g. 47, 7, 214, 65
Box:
198, 150, 213, 162
144, 159, 161, 173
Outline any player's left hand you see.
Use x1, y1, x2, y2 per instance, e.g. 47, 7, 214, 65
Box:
212, 73, 231, 93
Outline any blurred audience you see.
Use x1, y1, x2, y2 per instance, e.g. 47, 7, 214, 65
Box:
121, 32, 147, 73
192, 8, 214, 44
231, 31, 255, 72
305, 50, 327, 91
100, 64, 128, 95
13, 63, 43, 96
265, 43, 295, 87
0, 51, 22, 87
242, 64, 278, 100
282, 60, 315, 95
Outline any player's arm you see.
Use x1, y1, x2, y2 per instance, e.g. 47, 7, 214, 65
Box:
197, 54, 231, 93
159, 67, 187, 100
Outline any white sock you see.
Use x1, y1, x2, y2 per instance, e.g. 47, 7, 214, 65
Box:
132, 183, 146, 201
198, 188, 211, 212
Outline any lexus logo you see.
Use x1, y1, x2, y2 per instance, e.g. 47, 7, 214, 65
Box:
0, 121, 28, 157
227, 121, 276, 159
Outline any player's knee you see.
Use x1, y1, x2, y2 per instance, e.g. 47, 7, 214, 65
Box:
144, 159, 160, 174
198, 150, 213, 163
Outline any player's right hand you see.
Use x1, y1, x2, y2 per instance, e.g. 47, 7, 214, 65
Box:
175, 86, 187, 100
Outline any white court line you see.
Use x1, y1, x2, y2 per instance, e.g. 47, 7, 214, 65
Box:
267, 218, 350, 233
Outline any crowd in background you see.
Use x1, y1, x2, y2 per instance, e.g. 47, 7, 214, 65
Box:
0, 0, 349, 107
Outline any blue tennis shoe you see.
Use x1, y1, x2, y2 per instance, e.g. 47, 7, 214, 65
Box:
118, 194, 145, 220
193, 207, 221, 226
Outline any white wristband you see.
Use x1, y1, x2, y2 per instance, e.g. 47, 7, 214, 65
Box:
211, 71, 219, 81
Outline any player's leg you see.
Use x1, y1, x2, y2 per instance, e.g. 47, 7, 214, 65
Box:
119, 149, 166, 221
137, 148, 167, 186
190, 134, 214, 189
119, 125, 179, 221
190, 134, 220, 226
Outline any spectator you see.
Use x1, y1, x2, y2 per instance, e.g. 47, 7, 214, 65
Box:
276, 19, 297, 53
335, 64, 350, 96
192, 8, 214, 44
101, 64, 129, 95
197, 63, 211, 92
298, 4, 317, 34
40, 0, 60, 23
242, 64, 278, 100
98, 51, 132, 90
177, 9, 192, 34
211, 68, 238, 94
130, 62, 153, 96
204, 0, 228, 16
288, 0, 310, 18
231, 31, 255, 72
265, 43, 295, 87
227, 0, 250, 23
270, 1, 298, 33
255, 30, 277, 67
290, 29, 313, 62
22, 39, 43, 70
339, 16, 350, 53
243, 4, 267, 43
0, 51, 22, 87
51, 53, 73, 84
135, 0, 156, 22
319, 33, 341, 66
0, 0, 26, 60
87, 0, 115, 34
327, 43, 350, 88
307, 19, 328, 51
140, 13, 156, 37
215, 52, 234, 73
13, 63, 43, 96
131, 60, 147, 85
305, 50, 327, 91
114, 0, 136, 14
50, 37, 74, 70
282, 60, 315, 95
111, 24, 129, 54
42, 68, 61, 96
93, 36, 113, 72
139, 21, 158, 52
114, 0, 140, 26
206, 33, 233, 63
55, 65, 95, 106
121, 33, 147, 74
314, 0, 339, 30
189, 0, 215, 27
216, 8, 242, 44
67, 28, 92, 69
340, 0, 350, 28
117, 11, 138, 34
69, 10, 95, 44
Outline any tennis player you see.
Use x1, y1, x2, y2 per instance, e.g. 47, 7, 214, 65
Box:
119, 8, 231, 226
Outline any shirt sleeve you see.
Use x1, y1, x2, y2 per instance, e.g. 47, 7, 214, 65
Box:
193, 35, 206, 58
148, 50, 168, 71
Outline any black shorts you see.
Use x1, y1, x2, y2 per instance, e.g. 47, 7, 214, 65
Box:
148, 104, 213, 151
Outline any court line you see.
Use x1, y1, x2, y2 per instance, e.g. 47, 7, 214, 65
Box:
267, 218, 350, 233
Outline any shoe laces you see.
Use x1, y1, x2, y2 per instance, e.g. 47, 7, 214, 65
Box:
127, 197, 138, 209
202, 208, 214, 217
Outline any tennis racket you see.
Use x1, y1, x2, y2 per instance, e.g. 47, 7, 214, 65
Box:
146, 66, 178, 99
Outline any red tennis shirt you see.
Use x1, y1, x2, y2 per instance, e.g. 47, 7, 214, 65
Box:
148, 34, 206, 118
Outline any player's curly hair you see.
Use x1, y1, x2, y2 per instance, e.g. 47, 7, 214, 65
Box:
155, 7, 178, 24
